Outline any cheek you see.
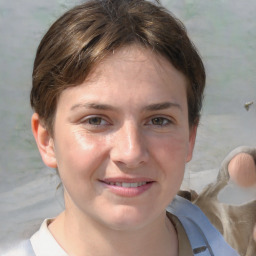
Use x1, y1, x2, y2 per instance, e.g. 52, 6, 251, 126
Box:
150, 133, 190, 164
53, 134, 110, 205
53, 130, 109, 180
150, 133, 189, 185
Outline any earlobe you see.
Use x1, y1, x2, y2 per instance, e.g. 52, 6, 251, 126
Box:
186, 124, 197, 163
31, 113, 57, 168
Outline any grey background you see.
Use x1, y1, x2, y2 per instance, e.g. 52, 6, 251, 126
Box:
0, 0, 256, 250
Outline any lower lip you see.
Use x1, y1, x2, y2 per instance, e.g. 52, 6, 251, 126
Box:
102, 182, 154, 197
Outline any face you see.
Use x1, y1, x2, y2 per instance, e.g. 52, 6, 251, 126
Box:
33, 46, 197, 231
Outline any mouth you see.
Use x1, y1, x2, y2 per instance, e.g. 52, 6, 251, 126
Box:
104, 181, 149, 188
100, 179, 154, 197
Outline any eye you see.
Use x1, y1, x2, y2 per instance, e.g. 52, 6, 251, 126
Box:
82, 116, 110, 127
88, 117, 105, 125
149, 117, 171, 126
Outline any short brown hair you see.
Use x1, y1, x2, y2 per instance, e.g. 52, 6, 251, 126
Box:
31, 0, 205, 134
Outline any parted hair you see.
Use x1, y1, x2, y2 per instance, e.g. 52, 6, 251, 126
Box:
31, 0, 205, 134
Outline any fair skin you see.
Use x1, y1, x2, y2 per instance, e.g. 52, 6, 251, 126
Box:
32, 46, 197, 256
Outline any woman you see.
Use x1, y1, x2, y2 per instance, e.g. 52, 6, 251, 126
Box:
6, 0, 239, 255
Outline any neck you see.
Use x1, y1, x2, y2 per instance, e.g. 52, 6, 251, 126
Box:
49, 209, 178, 256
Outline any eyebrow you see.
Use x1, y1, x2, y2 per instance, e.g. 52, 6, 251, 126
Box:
71, 103, 116, 111
143, 102, 182, 111
70, 101, 181, 112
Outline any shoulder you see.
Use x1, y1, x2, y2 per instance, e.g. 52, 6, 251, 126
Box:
167, 196, 240, 256
1, 240, 35, 256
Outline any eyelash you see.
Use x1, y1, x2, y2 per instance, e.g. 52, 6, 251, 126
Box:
81, 116, 110, 127
81, 115, 172, 128
146, 116, 173, 127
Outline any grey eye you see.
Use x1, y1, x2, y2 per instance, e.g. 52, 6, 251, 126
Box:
151, 117, 169, 125
88, 117, 102, 125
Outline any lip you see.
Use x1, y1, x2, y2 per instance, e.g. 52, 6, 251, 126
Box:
99, 177, 155, 197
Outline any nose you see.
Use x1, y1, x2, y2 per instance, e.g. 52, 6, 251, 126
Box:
110, 121, 149, 169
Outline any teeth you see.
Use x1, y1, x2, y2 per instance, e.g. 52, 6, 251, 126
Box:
122, 182, 130, 188
108, 182, 147, 187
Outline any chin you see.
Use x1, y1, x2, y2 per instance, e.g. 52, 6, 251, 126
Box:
101, 204, 152, 231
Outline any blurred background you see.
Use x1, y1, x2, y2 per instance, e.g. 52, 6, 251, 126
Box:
0, 0, 255, 250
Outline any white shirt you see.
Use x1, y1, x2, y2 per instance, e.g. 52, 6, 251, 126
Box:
30, 219, 68, 256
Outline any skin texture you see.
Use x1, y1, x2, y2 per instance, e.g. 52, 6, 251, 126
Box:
32, 46, 197, 256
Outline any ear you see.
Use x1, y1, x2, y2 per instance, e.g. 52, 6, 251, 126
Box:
31, 113, 57, 168
186, 124, 197, 163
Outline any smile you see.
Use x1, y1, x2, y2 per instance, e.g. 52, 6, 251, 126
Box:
105, 182, 147, 188
101, 180, 154, 197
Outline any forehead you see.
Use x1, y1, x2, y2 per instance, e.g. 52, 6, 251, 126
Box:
86, 45, 187, 90
56, 45, 188, 113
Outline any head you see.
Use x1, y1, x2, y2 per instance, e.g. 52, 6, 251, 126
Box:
30, 0, 205, 136
30, 0, 206, 232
